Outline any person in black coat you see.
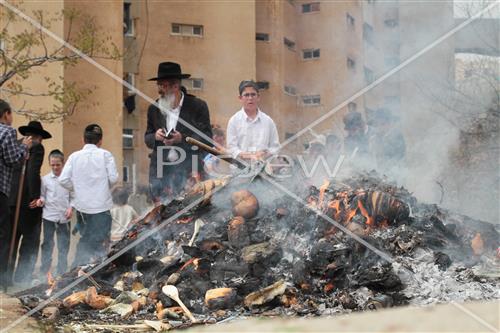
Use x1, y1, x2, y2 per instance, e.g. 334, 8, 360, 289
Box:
9, 121, 51, 285
144, 62, 212, 201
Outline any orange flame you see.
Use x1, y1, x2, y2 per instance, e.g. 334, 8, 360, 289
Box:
45, 271, 57, 297
318, 180, 330, 209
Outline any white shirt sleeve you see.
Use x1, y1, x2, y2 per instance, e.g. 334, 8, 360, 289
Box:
58, 156, 74, 191
40, 177, 47, 202
268, 120, 281, 155
226, 116, 241, 159
105, 151, 119, 185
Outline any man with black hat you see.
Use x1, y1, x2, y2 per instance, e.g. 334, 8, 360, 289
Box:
0, 99, 32, 287
9, 120, 51, 285
145, 62, 212, 201
59, 124, 118, 267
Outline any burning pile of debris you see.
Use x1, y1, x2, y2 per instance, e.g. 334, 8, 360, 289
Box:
16, 172, 499, 331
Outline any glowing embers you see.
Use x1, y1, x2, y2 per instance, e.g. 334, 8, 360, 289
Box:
321, 186, 410, 231
45, 271, 58, 297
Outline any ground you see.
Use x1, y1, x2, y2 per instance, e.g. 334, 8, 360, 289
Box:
1, 293, 498, 332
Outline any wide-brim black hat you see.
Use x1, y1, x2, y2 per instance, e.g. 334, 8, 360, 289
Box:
148, 62, 191, 81
19, 120, 52, 139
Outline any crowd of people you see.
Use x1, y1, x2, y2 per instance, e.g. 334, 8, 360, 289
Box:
0, 61, 405, 289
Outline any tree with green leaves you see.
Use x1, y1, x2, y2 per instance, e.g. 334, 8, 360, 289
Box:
0, 5, 120, 121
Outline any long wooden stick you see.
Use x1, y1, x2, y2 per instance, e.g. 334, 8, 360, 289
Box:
185, 137, 247, 169
7, 159, 27, 272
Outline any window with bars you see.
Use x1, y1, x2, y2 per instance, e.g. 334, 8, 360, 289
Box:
171, 23, 204, 37
346, 13, 355, 28
123, 128, 134, 149
284, 37, 296, 50
182, 78, 204, 91
302, 2, 320, 13
124, 3, 134, 36
256, 33, 270, 41
284, 85, 297, 96
363, 23, 374, 45
302, 95, 321, 106
302, 48, 320, 60
256, 81, 270, 90
348, 102, 357, 112
347, 57, 356, 70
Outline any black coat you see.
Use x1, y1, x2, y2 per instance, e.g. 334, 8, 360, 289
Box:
9, 142, 44, 208
144, 93, 212, 181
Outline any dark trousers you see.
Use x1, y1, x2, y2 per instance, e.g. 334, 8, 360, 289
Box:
40, 219, 70, 276
0, 192, 12, 287
11, 206, 42, 284
72, 210, 111, 268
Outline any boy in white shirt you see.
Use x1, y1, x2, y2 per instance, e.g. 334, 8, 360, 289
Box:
59, 124, 118, 267
110, 187, 138, 244
38, 150, 72, 276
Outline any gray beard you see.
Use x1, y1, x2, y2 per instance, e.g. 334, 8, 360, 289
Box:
158, 93, 176, 118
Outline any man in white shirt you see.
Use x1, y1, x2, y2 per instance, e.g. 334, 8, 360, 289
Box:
226, 80, 280, 161
59, 124, 118, 267
37, 149, 73, 276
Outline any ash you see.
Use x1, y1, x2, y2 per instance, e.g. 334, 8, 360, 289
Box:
15, 172, 499, 329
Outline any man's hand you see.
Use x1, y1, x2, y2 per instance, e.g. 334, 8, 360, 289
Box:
29, 198, 41, 209
155, 128, 166, 141
64, 207, 73, 220
22, 136, 33, 148
170, 130, 182, 144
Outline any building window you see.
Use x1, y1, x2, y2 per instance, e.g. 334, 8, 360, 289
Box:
123, 166, 129, 182
284, 85, 297, 96
384, 57, 400, 67
171, 23, 204, 37
302, 48, 320, 59
285, 132, 296, 139
124, 72, 135, 95
346, 13, 355, 28
384, 19, 398, 28
302, 95, 321, 106
124, 3, 134, 36
366, 0, 375, 4
284, 37, 296, 50
123, 128, 134, 149
302, 2, 320, 13
347, 57, 356, 70
363, 23, 374, 45
348, 102, 357, 112
256, 33, 270, 41
364, 66, 374, 84
256, 81, 270, 90
182, 78, 204, 91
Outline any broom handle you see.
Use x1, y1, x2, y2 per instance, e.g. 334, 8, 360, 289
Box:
185, 137, 246, 169
8, 159, 27, 269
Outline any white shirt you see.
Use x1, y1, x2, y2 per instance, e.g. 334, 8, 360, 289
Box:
226, 108, 280, 158
59, 144, 118, 214
40, 172, 73, 223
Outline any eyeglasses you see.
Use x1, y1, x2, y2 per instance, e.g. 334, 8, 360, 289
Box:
241, 93, 258, 98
